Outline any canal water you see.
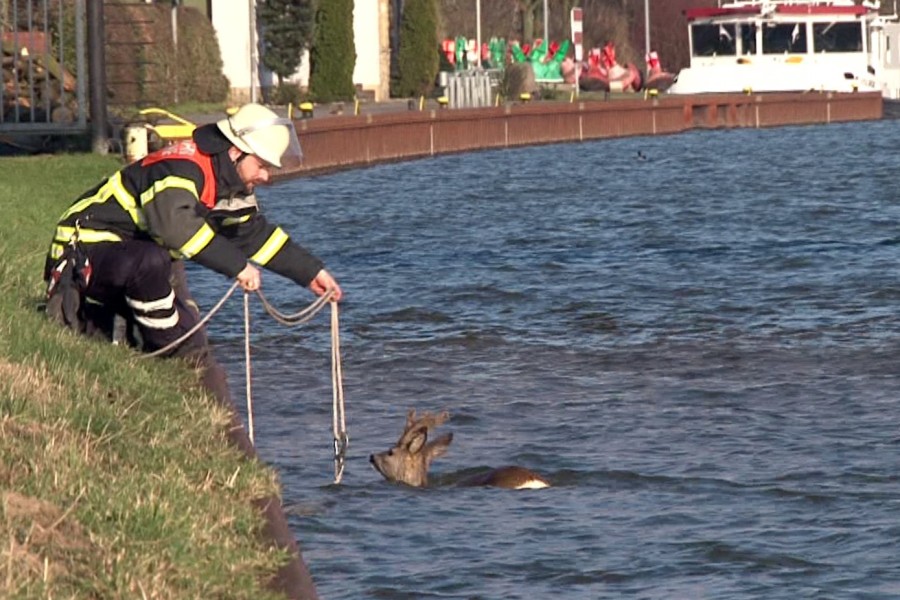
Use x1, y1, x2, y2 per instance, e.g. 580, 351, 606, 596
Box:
189, 119, 900, 599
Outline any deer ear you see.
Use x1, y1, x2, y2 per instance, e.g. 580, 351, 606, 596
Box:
406, 427, 427, 454
425, 432, 453, 460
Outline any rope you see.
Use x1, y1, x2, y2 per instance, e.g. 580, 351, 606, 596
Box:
255, 288, 333, 326
331, 301, 348, 484
139, 281, 347, 483
142, 280, 241, 359
244, 291, 254, 445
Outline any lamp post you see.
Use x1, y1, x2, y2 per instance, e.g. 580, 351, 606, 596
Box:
171, 0, 178, 104
87, 0, 108, 154
543, 0, 549, 42
248, 0, 258, 102
644, 0, 651, 56
476, 0, 481, 68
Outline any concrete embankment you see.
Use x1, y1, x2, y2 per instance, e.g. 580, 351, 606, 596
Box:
280, 92, 881, 178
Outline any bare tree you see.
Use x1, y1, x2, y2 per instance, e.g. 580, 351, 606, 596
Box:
437, 0, 520, 41
517, 0, 543, 41
634, 0, 718, 71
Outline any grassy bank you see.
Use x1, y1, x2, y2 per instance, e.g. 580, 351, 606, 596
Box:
0, 155, 288, 598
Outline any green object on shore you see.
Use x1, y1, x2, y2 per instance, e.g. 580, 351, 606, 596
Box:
455, 35, 467, 71
510, 38, 570, 82
488, 37, 506, 70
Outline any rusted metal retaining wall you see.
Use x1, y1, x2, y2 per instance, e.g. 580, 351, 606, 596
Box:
286, 92, 881, 177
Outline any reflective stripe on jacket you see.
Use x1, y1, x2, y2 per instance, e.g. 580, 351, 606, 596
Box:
48, 141, 248, 280
47, 134, 325, 287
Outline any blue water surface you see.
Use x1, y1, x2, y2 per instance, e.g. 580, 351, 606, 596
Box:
189, 120, 900, 599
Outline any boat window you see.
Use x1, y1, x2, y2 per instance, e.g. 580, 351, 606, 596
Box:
739, 23, 757, 55
691, 23, 737, 56
762, 22, 808, 54
813, 22, 863, 53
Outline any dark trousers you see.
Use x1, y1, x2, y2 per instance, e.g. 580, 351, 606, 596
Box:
82, 240, 207, 357
73, 243, 319, 597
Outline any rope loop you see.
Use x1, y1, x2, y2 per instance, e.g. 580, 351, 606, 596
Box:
142, 280, 241, 359
138, 282, 347, 484
330, 300, 348, 484
254, 288, 334, 326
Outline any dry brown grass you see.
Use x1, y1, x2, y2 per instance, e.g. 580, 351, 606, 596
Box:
0, 155, 288, 598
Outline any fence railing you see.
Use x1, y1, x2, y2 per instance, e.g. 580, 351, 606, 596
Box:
440, 70, 502, 109
287, 92, 882, 177
1, 0, 87, 136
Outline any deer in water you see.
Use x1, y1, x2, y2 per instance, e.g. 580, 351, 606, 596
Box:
369, 409, 550, 489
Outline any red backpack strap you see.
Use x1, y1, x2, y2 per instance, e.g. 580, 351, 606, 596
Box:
141, 141, 218, 208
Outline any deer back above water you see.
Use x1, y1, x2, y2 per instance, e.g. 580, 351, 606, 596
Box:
369, 409, 550, 490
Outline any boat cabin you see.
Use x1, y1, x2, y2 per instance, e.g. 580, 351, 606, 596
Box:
669, 0, 900, 98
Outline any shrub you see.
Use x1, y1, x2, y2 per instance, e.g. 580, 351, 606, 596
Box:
176, 8, 230, 104
267, 83, 304, 107
392, 0, 440, 98
102, 4, 228, 106
308, 0, 356, 102
258, 0, 315, 86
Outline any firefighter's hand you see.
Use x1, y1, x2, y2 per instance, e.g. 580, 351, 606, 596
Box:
309, 269, 342, 302
236, 263, 261, 292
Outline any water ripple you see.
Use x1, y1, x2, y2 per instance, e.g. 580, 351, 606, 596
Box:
188, 120, 900, 599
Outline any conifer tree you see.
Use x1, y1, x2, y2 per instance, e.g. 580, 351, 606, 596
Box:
392, 0, 439, 98
257, 0, 315, 86
309, 0, 357, 102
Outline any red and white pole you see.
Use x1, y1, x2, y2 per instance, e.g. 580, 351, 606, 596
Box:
570, 7, 583, 96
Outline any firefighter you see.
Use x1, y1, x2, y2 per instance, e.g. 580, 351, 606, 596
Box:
44, 102, 343, 358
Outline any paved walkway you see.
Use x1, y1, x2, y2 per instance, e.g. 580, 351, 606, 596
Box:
181, 98, 437, 127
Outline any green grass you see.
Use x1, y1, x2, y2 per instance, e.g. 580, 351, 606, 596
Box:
0, 155, 288, 598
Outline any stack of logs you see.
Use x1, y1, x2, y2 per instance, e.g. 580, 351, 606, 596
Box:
2, 31, 77, 124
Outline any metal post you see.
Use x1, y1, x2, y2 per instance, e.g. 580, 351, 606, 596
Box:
476, 0, 481, 69
644, 0, 651, 57
248, 0, 258, 102
75, 0, 86, 128
172, 2, 179, 104
571, 7, 582, 99
543, 0, 549, 43
87, 0, 108, 154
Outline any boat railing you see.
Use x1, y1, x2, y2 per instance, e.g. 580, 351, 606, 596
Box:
720, 0, 861, 8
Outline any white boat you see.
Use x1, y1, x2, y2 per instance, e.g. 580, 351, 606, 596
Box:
668, 0, 900, 98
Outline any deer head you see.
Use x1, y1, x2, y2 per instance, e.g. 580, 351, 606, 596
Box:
369, 409, 453, 487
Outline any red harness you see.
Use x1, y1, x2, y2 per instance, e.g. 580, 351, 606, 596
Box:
141, 141, 218, 208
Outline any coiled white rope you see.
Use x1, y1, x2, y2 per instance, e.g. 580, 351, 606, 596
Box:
255, 288, 333, 327
330, 301, 348, 484
244, 291, 254, 445
142, 280, 241, 359
140, 283, 347, 483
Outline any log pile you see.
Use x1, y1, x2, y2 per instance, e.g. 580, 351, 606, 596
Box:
2, 32, 78, 124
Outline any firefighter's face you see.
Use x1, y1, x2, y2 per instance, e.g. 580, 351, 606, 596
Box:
236, 153, 272, 191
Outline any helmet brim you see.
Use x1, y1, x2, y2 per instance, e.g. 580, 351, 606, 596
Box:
216, 115, 303, 169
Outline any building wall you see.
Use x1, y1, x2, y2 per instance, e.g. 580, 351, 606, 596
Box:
352, 0, 390, 101
211, 0, 256, 103
210, 0, 388, 103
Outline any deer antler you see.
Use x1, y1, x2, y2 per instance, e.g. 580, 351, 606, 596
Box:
398, 409, 449, 445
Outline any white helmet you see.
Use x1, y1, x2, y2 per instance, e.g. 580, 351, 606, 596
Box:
216, 103, 303, 169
